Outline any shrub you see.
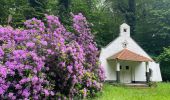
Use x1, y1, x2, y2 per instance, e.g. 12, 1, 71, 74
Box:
148, 82, 157, 87
0, 13, 105, 99
157, 47, 170, 81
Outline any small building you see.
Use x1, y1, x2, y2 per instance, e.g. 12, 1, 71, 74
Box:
99, 23, 162, 83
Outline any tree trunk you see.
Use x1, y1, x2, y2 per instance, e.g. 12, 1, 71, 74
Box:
117, 0, 136, 36
127, 0, 136, 36
58, 0, 71, 16
58, 0, 71, 23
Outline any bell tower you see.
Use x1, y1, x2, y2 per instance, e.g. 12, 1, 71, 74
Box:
120, 23, 130, 37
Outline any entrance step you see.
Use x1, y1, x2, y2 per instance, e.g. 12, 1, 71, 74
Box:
109, 82, 149, 88
125, 83, 148, 88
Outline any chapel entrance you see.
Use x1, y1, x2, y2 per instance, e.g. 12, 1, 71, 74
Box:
120, 65, 131, 83
108, 48, 153, 83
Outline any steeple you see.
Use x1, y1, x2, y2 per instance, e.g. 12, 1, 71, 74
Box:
120, 23, 130, 37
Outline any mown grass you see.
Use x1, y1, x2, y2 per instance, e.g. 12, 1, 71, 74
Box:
90, 83, 170, 100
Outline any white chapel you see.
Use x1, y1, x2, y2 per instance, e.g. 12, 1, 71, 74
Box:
99, 23, 162, 83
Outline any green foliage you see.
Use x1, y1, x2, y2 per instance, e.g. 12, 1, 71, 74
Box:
28, 0, 48, 19
70, 0, 123, 48
0, 0, 48, 27
0, 0, 9, 25
135, 0, 170, 56
157, 47, 170, 81
148, 82, 157, 87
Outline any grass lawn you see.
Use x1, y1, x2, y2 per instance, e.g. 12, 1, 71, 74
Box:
91, 83, 170, 100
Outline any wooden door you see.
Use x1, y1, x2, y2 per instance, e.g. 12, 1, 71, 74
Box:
120, 65, 131, 83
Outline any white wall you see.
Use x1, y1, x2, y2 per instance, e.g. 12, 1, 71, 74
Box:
132, 62, 146, 81
105, 60, 116, 80
149, 62, 162, 81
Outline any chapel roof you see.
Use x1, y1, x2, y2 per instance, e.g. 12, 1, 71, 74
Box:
111, 48, 153, 62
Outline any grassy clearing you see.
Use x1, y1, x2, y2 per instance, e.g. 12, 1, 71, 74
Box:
91, 83, 170, 100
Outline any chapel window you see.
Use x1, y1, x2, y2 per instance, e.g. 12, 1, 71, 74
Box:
124, 28, 127, 32
126, 66, 129, 70
120, 65, 122, 69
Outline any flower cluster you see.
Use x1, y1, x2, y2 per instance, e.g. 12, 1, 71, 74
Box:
0, 27, 53, 99
0, 13, 105, 99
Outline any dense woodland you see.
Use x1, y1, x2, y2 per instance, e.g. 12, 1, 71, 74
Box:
0, 0, 170, 81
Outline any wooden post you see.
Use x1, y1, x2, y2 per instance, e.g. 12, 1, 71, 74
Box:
146, 62, 150, 83
116, 60, 120, 83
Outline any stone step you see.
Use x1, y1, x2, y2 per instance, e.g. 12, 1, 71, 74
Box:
125, 83, 149, 88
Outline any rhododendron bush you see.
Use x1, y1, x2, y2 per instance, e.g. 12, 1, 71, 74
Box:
0, 13, 105, 99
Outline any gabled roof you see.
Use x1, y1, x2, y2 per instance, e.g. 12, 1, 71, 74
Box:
110, 48, 153, 62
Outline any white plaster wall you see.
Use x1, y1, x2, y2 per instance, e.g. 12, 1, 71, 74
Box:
149, 62, 162, 81
99, 38, 121, 81
103, 36, 152, 60
106, 60, 116, 80
133, 62, 146, 81
126, 38, 152, 59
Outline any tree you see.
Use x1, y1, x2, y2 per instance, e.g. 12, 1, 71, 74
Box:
57, 0, 71, 23
157, 47, 170, 81
0, 0, 9, 25
0, 0, 49, 27
135, 0, 170, 56
28, 0, 48, 19
70, 0, 123, 48
114, 0, 136, 36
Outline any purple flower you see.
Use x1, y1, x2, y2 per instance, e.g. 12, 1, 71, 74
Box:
83, 88, 87, 98
32, 76, 38, 84
86, 78, 92, 87
8, 92, 14, 98
44, 89, 49, 96
22, 89, 30, 98
59, 62, 65, 68
47, 49, 52, 54
50, 91, 54, 96
45, 14, 54, 20
11, 96, 16, 100
67, 65, 73, 73
0, 66, 7, 78
13, 50, 27, 59
0, 48, 4, 57
19, 78, 29, 84
72, 75, 78, 84
0, 87, 4, 95
15, 84, 22, 89
40, 40, 47, 46
26, 42, 35, 48
33, 95, 39, 99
